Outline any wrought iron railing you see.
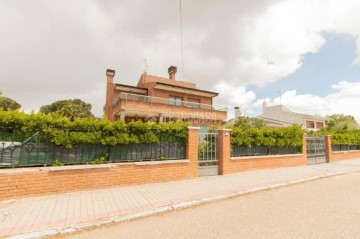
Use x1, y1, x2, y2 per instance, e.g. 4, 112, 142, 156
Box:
198, 132, 219, 167
112, 92, 229, 112
231, 145, 301, 157
332, 145, 359, 151
0, 129, 186, 168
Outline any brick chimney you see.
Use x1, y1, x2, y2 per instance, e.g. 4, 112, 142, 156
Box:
105, 69, 116, 121
263, 99, 268, 114
168, 66, 177, 80
106, 69, 115, 83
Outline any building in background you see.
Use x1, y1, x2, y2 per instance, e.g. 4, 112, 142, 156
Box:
255, 101, 326, 130
105, 66, 227, 126
222, 107, 242, 127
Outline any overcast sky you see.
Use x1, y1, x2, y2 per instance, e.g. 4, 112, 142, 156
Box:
1, 0, 360, 121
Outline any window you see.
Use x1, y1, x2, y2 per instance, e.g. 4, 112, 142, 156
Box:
168, 96, 183, 106
316, 122, 324, 129
187, 98, 200, 108
306, 120, 315, 129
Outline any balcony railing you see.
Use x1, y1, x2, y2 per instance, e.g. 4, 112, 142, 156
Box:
112, 93, 229, 112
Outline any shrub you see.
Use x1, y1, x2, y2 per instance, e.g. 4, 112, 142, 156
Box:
0, 110, 189, 147
229, 124, 304, 147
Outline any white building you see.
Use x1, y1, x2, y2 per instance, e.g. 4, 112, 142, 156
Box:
255, 102, 326, 131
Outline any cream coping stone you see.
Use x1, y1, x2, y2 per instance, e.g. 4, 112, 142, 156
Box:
231, 154, 305, 160
0, 160, 190, 174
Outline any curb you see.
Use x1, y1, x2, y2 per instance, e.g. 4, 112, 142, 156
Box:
7, 171, 345, 239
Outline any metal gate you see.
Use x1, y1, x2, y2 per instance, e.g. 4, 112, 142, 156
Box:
198, 132, 220, 176
306, 135, 327, 165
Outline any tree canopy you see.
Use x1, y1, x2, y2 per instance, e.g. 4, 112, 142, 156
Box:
232, 116, 266, 129
325, 114, 359, 132
0, 90, 21, 111
39, 99, 94, 120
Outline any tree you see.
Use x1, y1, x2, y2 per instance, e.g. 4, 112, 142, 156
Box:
0, 90, 21, 110
233, 116, 266, 129
325, 114, 359, 132
39, 99, 94, 120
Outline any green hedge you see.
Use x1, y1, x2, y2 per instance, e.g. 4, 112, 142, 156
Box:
318, 129, 360, 146
0, 110, 189, 147
229, 125, 304, 147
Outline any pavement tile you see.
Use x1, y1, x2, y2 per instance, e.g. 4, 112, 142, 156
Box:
1, 159, 360, 238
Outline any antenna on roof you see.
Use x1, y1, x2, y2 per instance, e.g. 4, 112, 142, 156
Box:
143, 58, 147, 74
143, 58, 150, 75
179, 0, 185, 81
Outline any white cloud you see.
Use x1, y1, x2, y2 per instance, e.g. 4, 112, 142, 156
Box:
0, 0, 360, 117
250, 81, 360, 123
214, 81, 257, 113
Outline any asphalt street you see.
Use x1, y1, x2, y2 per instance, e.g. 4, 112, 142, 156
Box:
58, 171, 360, 239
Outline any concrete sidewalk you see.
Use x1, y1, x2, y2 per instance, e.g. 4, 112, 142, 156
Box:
2, 159, 360, 239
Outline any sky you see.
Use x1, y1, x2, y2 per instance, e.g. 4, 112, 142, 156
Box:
1, 0, 360, 122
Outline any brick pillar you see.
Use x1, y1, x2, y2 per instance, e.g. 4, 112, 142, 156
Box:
325, 135, 332, 163
218, 129, 232, 175
302, 133, 307, 156
302, 133, 308, 164
187, 127, 199, 177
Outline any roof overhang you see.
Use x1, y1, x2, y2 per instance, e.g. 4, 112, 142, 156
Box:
115, 84, 148, 95
256, 116, 293, 125
303, 116, 327, 121
153, 83, 218, 98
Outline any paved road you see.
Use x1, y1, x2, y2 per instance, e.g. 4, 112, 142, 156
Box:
59, 172, 360, 239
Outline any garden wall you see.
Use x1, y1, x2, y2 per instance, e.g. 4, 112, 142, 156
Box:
0, 127, 199, 200
3, 127, 360, 201
330, 150, 360, 162
226, 154, 307, 173
0, 160, 195, 201
219, 130, 307, 174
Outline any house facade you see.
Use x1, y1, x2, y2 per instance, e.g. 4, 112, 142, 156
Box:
105, 66, 227, 126
255, 102, 326, 130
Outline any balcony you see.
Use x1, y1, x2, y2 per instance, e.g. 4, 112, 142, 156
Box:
113, 93, 227, 111
111, 93, 228, 124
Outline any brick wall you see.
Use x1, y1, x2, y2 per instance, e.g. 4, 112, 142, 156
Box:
0, 160, 195, 201
220, 132, 307, 174
325, 136, 360, 162
5, 129, 360, 200
330, 150, 360, 162
225, 154, 307, 173
0, 127, 199, 201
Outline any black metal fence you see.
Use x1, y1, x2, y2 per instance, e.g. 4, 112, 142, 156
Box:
231, 145, 301, 157
110, 142, 185, 162
0, 128, 186, 168
332, 145, 359, 152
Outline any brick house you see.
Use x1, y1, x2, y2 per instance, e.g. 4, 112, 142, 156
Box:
105, 66, 227, 126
